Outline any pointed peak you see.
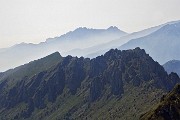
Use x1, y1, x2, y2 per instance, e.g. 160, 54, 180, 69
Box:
48, 51, 62, 58
107, 26, 119, 31
107, 26, 127, 34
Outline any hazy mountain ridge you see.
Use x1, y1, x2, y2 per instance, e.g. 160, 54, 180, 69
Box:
0, 26, 127, 72
46, 26, 126, 43
119, 21, 180, 64
65, 22, 166, 58
75, 20, 180, 58
0, 47, 179, 120
1, 20, 180, 71
163, 60, 180, 76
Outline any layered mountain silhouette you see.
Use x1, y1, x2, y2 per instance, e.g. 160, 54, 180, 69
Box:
140, 84, 180, 120
119, 21, 180, 64
0, 47, 179, 120
0, 27, 126, 72
163, 60, 180, 76
46, 26, 126, 43
70, 20, 180, 58
1, 20, 180, 72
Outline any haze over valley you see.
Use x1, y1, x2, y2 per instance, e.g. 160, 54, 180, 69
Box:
1, 0, 180, 120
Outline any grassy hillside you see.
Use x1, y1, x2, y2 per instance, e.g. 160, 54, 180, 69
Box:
0, 52, 62, 83
0, 48, 179, 120
140, 84, 180, 120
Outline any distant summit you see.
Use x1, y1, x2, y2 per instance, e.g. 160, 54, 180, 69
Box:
107, 26, 120, 31
0, 26, 127, 72
46, 26, 127, 42
163, 60, 180, 76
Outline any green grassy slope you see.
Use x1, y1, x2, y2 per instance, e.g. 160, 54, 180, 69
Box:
140, 84, 180, 120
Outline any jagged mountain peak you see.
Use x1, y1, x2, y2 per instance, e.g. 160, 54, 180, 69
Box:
44, 51, 61, 58
104, 47, 146, 59
107, 26, 121, 31
73, 26, 124, 32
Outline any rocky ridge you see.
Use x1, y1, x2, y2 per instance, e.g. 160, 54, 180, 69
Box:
0, 47, 179, 120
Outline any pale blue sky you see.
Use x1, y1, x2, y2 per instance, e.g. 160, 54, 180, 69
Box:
0, 0, 180, 48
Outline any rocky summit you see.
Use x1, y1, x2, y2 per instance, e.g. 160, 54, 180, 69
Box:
0, 47, 179, 120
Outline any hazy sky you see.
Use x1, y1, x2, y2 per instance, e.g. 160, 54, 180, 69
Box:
0, 0, 180, 48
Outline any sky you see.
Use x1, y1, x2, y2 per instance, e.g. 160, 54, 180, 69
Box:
0, 0, 180, 48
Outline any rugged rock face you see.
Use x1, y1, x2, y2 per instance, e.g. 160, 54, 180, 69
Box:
140, 84, 180, 120
0, 47, 179, 119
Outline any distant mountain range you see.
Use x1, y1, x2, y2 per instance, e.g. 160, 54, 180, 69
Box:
46, 26, 126, 43
0, 26, 127, 72
82, 20, 180, 64
65, 21, 165, 57
119, 21, 180, 64
0, 47, 179, 119
163, 60, 180, 76
1, 20, 180, 120
1, 20, 180, 71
